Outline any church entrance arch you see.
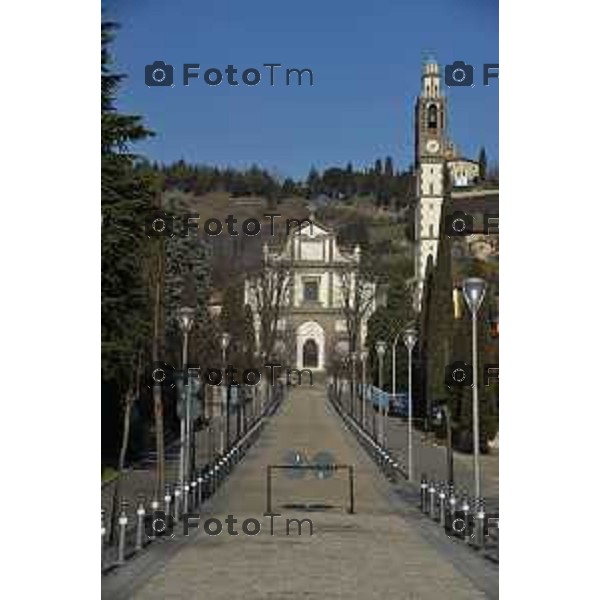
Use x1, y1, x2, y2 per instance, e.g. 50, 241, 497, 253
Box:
302, 339, 319, 368
296, 321, 325, 371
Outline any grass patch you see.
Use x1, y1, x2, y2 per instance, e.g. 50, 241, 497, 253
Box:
102, 466, 119, 483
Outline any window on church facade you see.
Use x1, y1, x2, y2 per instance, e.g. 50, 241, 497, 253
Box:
303, 279, 319, 303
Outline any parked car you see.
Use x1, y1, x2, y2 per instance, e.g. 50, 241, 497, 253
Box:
388, 392, 408, 417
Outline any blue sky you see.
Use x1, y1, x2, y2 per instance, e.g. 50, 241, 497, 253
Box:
103, 0, 498, 180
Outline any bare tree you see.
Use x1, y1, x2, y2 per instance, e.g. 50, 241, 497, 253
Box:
108, 350, 142, 542
339, 261, 377, 353
246, 247, 291, 362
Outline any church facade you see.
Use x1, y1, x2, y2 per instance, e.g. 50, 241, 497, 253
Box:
244, 219, 377, 372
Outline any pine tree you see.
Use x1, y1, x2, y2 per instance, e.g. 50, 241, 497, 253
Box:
306, 167, 320, 197
478, 147, 487, 181
384, 156, 394, 177
102, 20, 156, 538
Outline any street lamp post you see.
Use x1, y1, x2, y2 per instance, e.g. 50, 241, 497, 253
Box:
462, 277, 487, 501
221, 332, 230, 453
360, 349, 368, 428
402, 328, 417, 481
392, 331, 401, 403
376, 341, 386, 445
391, 327, 404, 439
349, 351, 357, 419
435, 405, 454, 486
177, 306, 195, 493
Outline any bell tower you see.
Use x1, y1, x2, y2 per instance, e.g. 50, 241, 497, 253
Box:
414, 57, 447, 309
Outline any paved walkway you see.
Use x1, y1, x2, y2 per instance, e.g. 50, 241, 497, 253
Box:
103, 384, 497, 599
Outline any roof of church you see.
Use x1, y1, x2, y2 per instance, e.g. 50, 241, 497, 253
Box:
448, 157, 479, 165
295, 216, 334, 236
450, 188, 499, 207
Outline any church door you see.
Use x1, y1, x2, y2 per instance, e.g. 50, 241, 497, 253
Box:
302, 339, 319, 369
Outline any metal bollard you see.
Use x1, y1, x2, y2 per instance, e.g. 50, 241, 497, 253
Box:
101, 510, 106, 570
173, 486, 181, 523
190, 480, 198, 510
197, 475, 204, 505
164, 486, 172, 521
214, 465, 220, 489
148, 498, 159, 541
461, 496, 471, 545
117, 505, 128, 565
183, 482, 190, 514
386, 456, 393, 478
438, 485, 447, 528
207, 469, 214, 495
387, 457, 394, 478
428, 482, 437, 519
420, 477, 428, 513
135, 500, 146, 551
475, 499, 486, 549
448, 487, 457, 530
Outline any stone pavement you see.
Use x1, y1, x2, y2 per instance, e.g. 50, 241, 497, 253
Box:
102, 383, 498, 599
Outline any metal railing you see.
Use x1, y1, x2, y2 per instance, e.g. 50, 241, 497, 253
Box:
327, 384, 408, 480
101, 382, 286, 573
328, 384, 499, 564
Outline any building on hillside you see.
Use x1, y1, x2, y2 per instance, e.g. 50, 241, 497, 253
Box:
447, 158, 480, 188
244, 218, 378, 372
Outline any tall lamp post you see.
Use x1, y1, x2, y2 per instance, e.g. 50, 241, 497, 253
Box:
360, 349, 368, 428
177, 306, 195, 492
349, 351, 357, 419
402, 328, 417, 481
434, 405, 454, 486
391, 329, 402, 413
462, 277, 487, 501
376, 340, 386, 445
221, 332, 230, 452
